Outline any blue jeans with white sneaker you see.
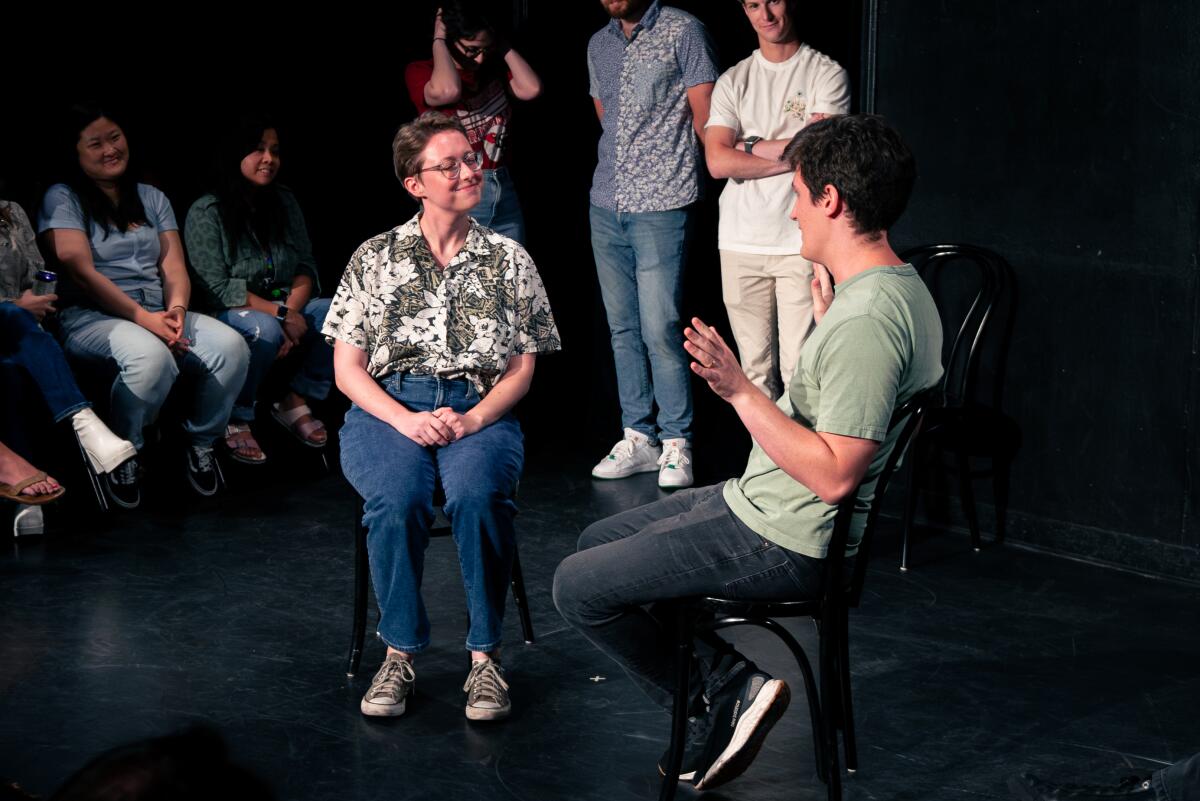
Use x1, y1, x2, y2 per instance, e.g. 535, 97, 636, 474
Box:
340, 373, 523, 654
590, 204, 694, 444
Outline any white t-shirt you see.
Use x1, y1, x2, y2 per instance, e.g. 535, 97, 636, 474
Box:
707, 44, 850, 255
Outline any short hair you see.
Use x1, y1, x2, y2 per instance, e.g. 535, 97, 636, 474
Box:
441, 0, 499, 42
392, 111, 469, 183
782, 114, 916, 238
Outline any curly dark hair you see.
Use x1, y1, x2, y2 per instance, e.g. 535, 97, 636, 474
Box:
782, 114, 916, 239
440, 0, 502, 43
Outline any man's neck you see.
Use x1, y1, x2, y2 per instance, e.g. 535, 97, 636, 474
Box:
758, 37, 800, 64
823, 234, 904, 286
418, 208, 470, 268
619, 1, 651, 38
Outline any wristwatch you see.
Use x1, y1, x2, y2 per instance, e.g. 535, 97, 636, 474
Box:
743, 136, 762, 154
275, 304, 289, 323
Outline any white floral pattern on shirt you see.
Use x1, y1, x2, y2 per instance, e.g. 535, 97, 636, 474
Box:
323, 215, 559, 395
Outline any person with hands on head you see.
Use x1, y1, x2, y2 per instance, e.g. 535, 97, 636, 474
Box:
323, 111, 559, 723
2, 195, 135, 494
405, 0, 542, 244
37, 105, 249, 508
554, 114, 942, 793
185, 115, 334, 465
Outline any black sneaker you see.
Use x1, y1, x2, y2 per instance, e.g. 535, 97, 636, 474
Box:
184, 446, 219, 497
692, 663, 791, 790
104, 457, 141, 509
1008, 773, 1154, 800
658, 714, 712, 783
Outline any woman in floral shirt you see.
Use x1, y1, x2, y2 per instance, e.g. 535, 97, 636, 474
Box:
323, 111, 559, 723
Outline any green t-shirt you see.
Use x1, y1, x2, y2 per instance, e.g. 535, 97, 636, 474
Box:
723, 264, 943, 558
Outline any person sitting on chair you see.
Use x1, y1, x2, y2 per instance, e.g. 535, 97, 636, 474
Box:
324, 111, 559, 722
553, 114, 943, 791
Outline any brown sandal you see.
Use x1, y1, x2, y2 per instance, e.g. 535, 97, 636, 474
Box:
0, 471, 66, 506
224, 424, 267, 465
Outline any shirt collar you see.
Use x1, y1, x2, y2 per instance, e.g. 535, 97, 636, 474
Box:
607, 0, 661, 43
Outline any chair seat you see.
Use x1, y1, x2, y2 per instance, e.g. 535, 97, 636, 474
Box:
693, 595, 823, 618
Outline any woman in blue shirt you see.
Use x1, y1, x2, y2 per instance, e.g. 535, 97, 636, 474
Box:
39, 106, 249, 508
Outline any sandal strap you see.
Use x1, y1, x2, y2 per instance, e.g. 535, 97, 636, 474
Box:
273, 402, 315, 427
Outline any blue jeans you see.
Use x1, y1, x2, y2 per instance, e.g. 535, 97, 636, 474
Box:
590, 204, 694, 443
470, 167, 525, 245
1156, 752, 1199, 801
0, 302, 90, 457
216, 297, 334, 424
339, 374, 524, 653
553, 484, 825, 711
58, 301, 249, 450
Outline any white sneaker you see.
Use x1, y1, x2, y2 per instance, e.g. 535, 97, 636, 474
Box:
658, 438, 693, 489
13, 505, 44, 537
591, 428, 662, 479
72, 408, 137, 474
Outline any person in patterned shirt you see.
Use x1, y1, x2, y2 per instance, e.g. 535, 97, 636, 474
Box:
323, 111, 560, 724
587, 0, 717, 490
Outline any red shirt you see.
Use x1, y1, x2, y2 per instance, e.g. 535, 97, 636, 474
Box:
405, 60, 513, 170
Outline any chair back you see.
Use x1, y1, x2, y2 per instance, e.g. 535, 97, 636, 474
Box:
901, 244, 1012, 409
824, 386, 937, 609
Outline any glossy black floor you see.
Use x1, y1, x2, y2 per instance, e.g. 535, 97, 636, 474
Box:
2, 444, 1198, 801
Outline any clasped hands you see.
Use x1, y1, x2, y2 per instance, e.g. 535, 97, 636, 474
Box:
396, 406, 483, 447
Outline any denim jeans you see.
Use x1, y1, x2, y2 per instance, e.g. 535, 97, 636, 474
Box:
470, 167, 526, 245
553, 483, 825, 711
216, 297, 333, 423
339, 373, 523, 653
1156, 752, 1200, 801
590, 204, 694, 443
0, 302, 90, 457
58, 299, 249, 450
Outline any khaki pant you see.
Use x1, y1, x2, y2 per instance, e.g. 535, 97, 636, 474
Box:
719, 250, 815, 400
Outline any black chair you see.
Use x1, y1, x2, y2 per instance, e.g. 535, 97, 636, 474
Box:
345, 487, 536, 677
658, 388, 935, 801
899, 244, 1020, 571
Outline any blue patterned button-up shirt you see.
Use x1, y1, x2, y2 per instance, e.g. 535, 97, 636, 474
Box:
588, 1, 718, 213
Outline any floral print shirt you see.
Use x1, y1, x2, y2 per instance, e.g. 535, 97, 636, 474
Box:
322, 214, 560, 394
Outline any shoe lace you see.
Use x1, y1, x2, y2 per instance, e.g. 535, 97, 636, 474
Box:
191, 447, 215, 473
373, 658, 416, 695
112, 459, 138, 485
463, 660, 508, 702
658, 441, 690, 469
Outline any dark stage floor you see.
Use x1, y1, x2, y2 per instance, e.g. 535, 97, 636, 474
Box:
2, 453, 1197, 801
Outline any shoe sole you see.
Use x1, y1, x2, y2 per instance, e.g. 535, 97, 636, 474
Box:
696, 679, 791, 791
104, 483, 140, 510
84, 442, 138, 475
591, 463, 660, 480
360, 697, 407, 717
465, 703, 511, 722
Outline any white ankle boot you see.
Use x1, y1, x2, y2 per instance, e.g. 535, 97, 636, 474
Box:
72, 408, 137, 474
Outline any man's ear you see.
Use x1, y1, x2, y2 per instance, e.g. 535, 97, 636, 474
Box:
403, 174, 425, 200
822, 183, 843, 219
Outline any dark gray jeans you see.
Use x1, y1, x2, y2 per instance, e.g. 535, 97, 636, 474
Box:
553, 483, 827, 711
1156, 752, 1199, 801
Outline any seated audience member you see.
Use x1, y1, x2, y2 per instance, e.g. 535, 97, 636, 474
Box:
324, 111, 559, 721
0, 438, 63, 505
185, 116, 333, 464
38, 105, 249, 508
554, 114, 943, 791
405, 0, 543, 243
2, 196, 135, 477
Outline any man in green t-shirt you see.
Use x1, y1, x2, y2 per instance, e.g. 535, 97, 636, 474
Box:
554, 114, 943, 792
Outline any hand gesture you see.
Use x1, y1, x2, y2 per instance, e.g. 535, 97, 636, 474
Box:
683, 317, 753, 402
811, 263, 834, 324
162, 306, 191, 354
14, 289, 57, 322
137, 308, 189, 352
432, 407, 483, 441
396, 409, 455, 447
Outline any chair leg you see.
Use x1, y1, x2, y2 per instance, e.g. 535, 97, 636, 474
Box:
992, 460, 1009, 545
658, 605, 695, 801
955, 448, 982, 552
900, 447, 920, 572
75, 436, 109, 512
836, 606, 858, 774
819, 609, 843, 801
346, 498, 369, 677
510, 545, 536, 644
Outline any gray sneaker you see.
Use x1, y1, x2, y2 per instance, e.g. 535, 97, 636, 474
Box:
360, 654, 415, 717
463, 658, 511, 721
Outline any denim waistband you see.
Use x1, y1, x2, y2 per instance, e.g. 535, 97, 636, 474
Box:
382, 372, 478, 407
